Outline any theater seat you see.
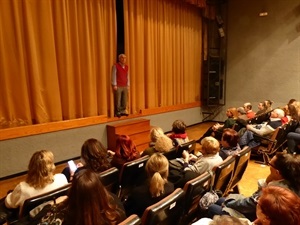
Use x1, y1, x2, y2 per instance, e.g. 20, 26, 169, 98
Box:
141, 188, 185, 225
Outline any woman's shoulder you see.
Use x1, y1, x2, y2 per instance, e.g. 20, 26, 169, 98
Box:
53, 174, 68, 184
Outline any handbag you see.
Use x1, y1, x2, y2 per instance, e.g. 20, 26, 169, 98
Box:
198, 170, 219, 210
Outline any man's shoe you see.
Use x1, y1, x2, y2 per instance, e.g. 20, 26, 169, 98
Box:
115, 112, 121, 118
121, 113, 129, 116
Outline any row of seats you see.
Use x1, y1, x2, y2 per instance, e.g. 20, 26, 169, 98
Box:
251, 120, 297, 164
14, 146, 251, 225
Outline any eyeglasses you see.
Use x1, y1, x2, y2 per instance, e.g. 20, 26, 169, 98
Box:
267, 161, 277, 169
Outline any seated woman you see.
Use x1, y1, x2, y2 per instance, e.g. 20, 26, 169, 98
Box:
168, 136, 223, 188
219, 129, 241, 160
32, 169, 126, 225
193, 186, 300, 225
286, 101, 300, 154
124, 153, 174, 217
142, 135, 173, 156
4, 150, 68, 214
197, 107, 238, 142
254, 186, 300, 225
256, 101, 269, 116
207, 152, 300, 221
183, 136, 223, 173
110, 134, 140, 170
62, 138, 112, 182
145, 126, 164, 149
167, 119, 189, 146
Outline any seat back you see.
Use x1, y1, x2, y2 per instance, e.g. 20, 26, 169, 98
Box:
118, 155, 149, 199
256, 124, 289, 163
228, 146, 251, 193
118, 214, 141, 225
141, 188, 185, 225
163, 140, 196, 160
20, 183, 71, 218
99, 167, 119, 194
163, 147, 179, 160
178, 140, 196, 154
181, 171, 212, 224
212, 156, 236, 196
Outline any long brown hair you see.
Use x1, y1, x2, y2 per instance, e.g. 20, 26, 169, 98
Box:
81, 138, 111, 172
66, 169, 124, 225
115, 135, 139, 161
26, 150, 55, 189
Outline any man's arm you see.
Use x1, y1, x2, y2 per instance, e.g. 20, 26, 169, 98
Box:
246, 124, 274, 136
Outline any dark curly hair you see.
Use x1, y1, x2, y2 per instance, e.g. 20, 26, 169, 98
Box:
81, 138, 111, 172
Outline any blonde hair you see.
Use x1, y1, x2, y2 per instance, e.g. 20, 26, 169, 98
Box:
146, 153, 169, 198
26, 150, 55, 188
154, 135, 173, 153
150, 126, 164, 142
227, 107, 238, 119
210, 215, 248, 225
201, 137, 220, 155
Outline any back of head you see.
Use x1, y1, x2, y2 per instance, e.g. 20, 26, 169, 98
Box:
237, 107, 246, 115
265, 100, 273, 110
227, 107, 238, 119
258, 186, 300, 225
154, 135, 173, 153
172, 119, 186, 134
210, 215, 248, 225
272, 108, 285, 119
26, 150, 55, 189
201, 137, 220, 155
81, 138, 111, 172
150, 126, 164, 142
222, 129, 239, 148
67, 169, 124, 225
243, 102, 252, 110
115, 135, 139, 161
146, 153, 169, 197
274, 152, 300, 191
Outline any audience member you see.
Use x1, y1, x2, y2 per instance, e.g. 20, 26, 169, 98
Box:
62, 138, 112, 182
4, 150, 68, 213
183, 137, 222, 173
219, 129, 241, 160
111, 135, 140, 170
239, 108, 285, 148
33, 169, 126, 225
144, 126, 164, 149
256, 101, 268, 116
167, 119, 189, 146
124, 153, 174, 217
253, 186, 300, 225
207, 152, 300, 221
197, 107, 238, 142
286, 101, 300, 154
243, 103, 255, 119
264, 100, 273, 112
142, 134, 173, 157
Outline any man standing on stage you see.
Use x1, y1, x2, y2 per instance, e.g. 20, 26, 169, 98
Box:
111, 54, 130, 117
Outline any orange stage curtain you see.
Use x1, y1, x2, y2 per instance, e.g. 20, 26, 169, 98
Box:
123, 0, 202, 113
0, 0, 116, 128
